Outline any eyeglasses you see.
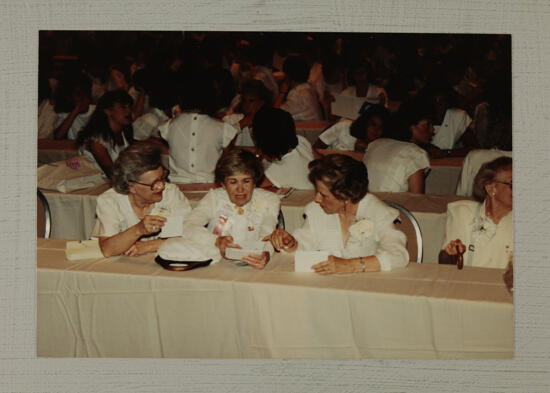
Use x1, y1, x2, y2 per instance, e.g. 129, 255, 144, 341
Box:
495, 180, 512, 189
131, 169, 170, 191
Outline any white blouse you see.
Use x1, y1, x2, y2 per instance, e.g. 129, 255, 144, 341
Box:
362, 138, 430, 192
79, 132, 130, 175
159, 113, 238, 183
431, 108, 472, 150
222, 113, 255, 147
182, 188, 281, 262
340, 85, 389, 109
442, 200, 513, 269
281, 82, 323, 121
91, 183, 192, 240
263, 135, 315, 190
293, 193, 409, 271
318, 118, 356, 151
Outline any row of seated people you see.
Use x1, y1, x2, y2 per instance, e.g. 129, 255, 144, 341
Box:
92, 143, 512, 279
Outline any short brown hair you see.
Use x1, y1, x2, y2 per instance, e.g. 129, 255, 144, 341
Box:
214, 148, 264, 186
112, 144, 166, 194
472, 156, 512, 202
308, 154, 368, 203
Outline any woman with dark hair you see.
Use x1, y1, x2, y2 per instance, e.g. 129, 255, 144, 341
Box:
269, 154, 408, 274
252, 107, 314, 189
340, 58, 389, 109
76, 89, 134, 179
314, 104, 388, 152
275, 55, 323, 121
159, 70, 238, 183
439, 156, 512, 268
361, 99, 432, 193
182, 148, 280, 269
92, 144, 192, 257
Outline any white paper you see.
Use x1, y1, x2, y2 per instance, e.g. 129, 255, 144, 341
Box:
158, 216, 183, 238
225, 240, 272, 261
294, 250, 330, 272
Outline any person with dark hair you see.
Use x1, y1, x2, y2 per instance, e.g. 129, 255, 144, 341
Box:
252, 107, 314, 189
76, 89, 134, 179
314, 104, 388, 152
92, 144, 192, 257
268, 154, 408, 274
159, 71, 238, 183
361, 99, 432, 193
439, 156, 512, 268
275, 55, 323, 121
222, 80, 271, 147
340, 58, 389, 109
182, 148, 280, 269
52, 72, 95, 140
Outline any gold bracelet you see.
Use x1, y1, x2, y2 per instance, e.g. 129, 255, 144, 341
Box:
360, 257, 366, 272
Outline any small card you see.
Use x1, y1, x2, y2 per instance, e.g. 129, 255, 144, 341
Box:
294, 250, 329, 272
159, 216, 183, 238
225, 240, 273, 261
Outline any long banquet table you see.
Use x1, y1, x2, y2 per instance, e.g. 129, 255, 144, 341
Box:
37, 238, 513, 359
39, 184, 474, 262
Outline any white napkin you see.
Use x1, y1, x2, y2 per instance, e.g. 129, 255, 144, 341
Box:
65, 239, 104, 260
157, 237, 220, 262
37, 155, 106, 193
294, 250, 329, 272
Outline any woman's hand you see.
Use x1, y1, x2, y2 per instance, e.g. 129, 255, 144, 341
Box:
124, 240, 161, 257
444, 239, 466, 255
265, 229, 297, 252
312, 255, 355, 275
137, 215, 167, 236
241, 251, 270, 270
215, 235, 240, 257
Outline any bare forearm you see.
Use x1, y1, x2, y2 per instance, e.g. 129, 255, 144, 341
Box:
99, 225, 143, 257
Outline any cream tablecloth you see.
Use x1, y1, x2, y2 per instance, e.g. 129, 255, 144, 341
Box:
36, 238, 513, 359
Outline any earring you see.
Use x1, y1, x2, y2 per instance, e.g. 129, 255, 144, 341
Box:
492, 191, 496, 196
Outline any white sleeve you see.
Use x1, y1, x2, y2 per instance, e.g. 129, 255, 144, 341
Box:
258, 193, 281, 239
182, 190, 218, 245
292, 205, 317, 251
93, 194, 124, 238
132, 113, 158, 141
222, 122, 239, 147
318, 123, 342, 146
164, 184, 193, 217
374, 220, 409, 271
403, 146, 431, 180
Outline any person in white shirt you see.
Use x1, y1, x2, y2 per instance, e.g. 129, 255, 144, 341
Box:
159, 71, 238, 183
92, 144, 192, 257
183, 149, 281, 269
456, 148, 512, 196
340, 59, 389, 109
76, 89, 134, 179
275, 55, 323, 121
439, 157, 512, 269
251, 107, 315, 190
269, 154, 408, 274
314, 104, 389, 152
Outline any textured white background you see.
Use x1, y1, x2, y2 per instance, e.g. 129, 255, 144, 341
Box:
1, 0, 549, 392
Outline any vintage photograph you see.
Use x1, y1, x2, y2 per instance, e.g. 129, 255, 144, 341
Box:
36, 30, 513, 359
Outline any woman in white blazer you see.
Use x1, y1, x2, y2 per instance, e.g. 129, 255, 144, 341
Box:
269, 154, 409, 274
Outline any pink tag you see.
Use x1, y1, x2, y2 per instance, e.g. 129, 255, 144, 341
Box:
65, 158, 81, 170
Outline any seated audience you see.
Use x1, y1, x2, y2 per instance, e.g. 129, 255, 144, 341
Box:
314, 104, 389, 152
76, 89, 134, 179
92, 144, 192, 257
439, 156, 513, 269
361, 101, 432, 193
183, 148, 281, 269
269, 154, 408, 274
159, 71, 238, 183
252, 107, 315, 189
275, 55, 323, 121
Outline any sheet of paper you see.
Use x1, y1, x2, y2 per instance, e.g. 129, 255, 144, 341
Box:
159, 216, 183, 238
225, 240, 272, 261
294, 250, 330, 272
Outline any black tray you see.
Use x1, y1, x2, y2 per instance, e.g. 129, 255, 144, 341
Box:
155, 255, 212, 271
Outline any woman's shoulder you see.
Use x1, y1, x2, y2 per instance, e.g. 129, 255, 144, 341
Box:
97, 187, 126, 206
447, 199, 480, 214
359, 193, 399, 222
253, 188, 281, 205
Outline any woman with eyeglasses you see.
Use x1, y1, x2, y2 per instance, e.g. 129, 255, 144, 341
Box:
439, 156, 513, 268
92, 144, 192, 257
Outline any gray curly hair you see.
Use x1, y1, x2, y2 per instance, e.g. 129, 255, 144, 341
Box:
112, 144, 167, 194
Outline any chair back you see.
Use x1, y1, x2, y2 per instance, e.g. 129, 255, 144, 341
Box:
37, 190, 51, 238
384, 201, 423, 263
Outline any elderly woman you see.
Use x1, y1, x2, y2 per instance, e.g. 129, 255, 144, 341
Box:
92, 144, 192, 257
183, 148, 281, 269
269, 154, 409, 274
439, 156, 513, 269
